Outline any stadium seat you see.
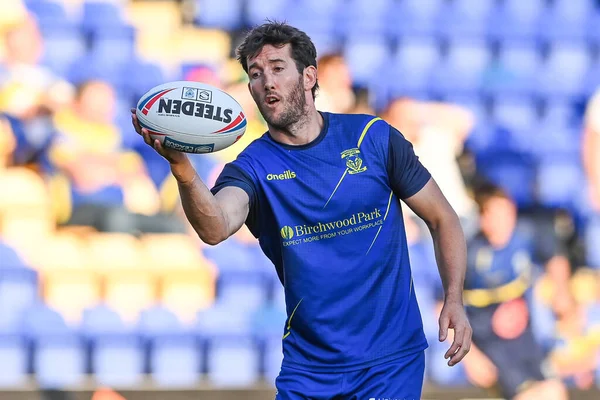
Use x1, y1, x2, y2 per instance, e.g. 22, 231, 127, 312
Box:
140, 233, 206, 270
536, 156, 584, 210
217, 269, 273, 315
536, 0, 593, 42
194, 0, 244, 31
0, 266, 39, 332
86, 233, 144, 270
138, 306, 200, 387
21, 304, 86, 388
436, 0, 495, 40
491, 96, 539, 134
0, 241, 27, 269
245, 0, 287, 27
335, 0, 392, 39
430, 39, 492, 96
387, 0, 445, 39
585, 216, 600, 269
206, 336, 261, 387
535, 42, 592, 100
195, 304, 252, 338
34, 233, 87, 270
487, 0, 546, 41
83, 305, 144, 387
43, 269, 101, 325
387, 37, 441, 98
104, 269, 158, 324
89, 24, 136, 66
262, 334, 283, 384
0, 167, 50, 211
26, 0, 71, 28
203, 238, 257, 272
81, 0, 126, 36
160, 269, 216, 324
0, 334, 28, 388
40, 22, 87, 76
426, 341, 468, 386
485, 39, 542, 96
570, 269, 599, 306
343, 35, 390, 89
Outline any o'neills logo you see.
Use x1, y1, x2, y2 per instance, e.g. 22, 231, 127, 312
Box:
267, 170, 296, 180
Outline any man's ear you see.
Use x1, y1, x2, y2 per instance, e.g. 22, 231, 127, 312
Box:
304, 66, 317, 92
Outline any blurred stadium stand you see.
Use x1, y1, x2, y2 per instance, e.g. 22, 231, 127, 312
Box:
0, 0, 600, 398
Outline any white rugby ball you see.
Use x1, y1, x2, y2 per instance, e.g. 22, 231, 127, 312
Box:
136, 81, 246, 154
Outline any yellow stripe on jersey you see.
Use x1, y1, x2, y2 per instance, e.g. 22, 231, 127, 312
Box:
323, 117, 382, 209
366, 189, 394, 254
283, 298, 303, 340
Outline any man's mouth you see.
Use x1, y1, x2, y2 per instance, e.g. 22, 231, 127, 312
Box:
266, 95, 280, 105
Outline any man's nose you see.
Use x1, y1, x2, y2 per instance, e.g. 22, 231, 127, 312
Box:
263, 72, 275, 90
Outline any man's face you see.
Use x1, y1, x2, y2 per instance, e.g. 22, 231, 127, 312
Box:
480, 196, 517, 242
247, 44, 308, 130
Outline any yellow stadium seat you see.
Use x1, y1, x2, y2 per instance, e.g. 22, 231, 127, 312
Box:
104, 269, 158, 324
160, 268, 217, 324
0, 209, 55, 257
0, 167, 50, 210
570, 268, 600, 306
43, 268, 102, 325
140, 233, 209, 270
32, 232, 87, 270
86, 233, 144, 270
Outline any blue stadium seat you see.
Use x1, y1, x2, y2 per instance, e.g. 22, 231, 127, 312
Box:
387, 0, 445, 39
475, 150, 537, 208
0, 241, 27, 269
138, 306, 200, 388
343, 35, 390, 88
430, 39, 491, 96
40, 23, 87, 76
536, 156, 584, 210
537, 0, 593, 42
436, 0, 495, 40
206, 336, 261, 387
426, 342, 468, 386
82, 305, 144, 387
250, 304, 287, 337
66, 54, 121, 87
150, 334, 200, 387
484, 39, 541, 96
491, 96, 539, 132
0, 335, 28, 388
89, 24, 136, 66
217, 270, 269, 314
203, 239, 256, 273
245, 0, 287, 27
387, 37, 441, 98
81, 0, 125, 35
535, 43, 592, 100
21, 304, 86, 388
0, 266, 39, 332
26, 0, 70, 28
285, 0, 339, 38
194, 0, 244, 31
584, 216, 600, 269
335, 0, 392, 39
528, 293, 556, 352
487, 0, 546, 41
195, 304, 252, 338
262, 334, 283, 385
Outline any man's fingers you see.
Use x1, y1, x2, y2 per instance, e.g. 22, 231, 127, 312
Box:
439, 314, 449, 342
131, 112, 142, 135
449, 324, 472, 366
141, 128, 153, 146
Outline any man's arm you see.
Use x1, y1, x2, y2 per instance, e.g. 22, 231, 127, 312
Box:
132, 109, 249, 245
173, 159, 249, 245
404, 177, 472, 366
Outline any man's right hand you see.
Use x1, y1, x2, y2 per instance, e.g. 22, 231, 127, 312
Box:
131, 108, 188, 166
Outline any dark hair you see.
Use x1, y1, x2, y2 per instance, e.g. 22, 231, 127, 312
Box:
472, 180, 513, 212
236, 20, 319, 99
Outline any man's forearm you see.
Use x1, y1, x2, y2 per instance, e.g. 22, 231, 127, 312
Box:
171, 160, 229, 245
428, 213, 467, 303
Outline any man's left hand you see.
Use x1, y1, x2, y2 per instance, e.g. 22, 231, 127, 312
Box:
439, 299, 472, 367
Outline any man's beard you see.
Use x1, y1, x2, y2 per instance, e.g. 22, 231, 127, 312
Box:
258, 77, 307, 131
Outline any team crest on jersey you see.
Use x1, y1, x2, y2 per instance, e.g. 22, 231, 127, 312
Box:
341, 148, 367, 174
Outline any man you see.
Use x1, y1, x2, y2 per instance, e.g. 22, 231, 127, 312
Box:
464, 181, 568, 400
131, 22, 471, 399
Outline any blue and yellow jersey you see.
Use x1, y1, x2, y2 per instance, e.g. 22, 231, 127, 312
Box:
464, 231, 537, 309
211, 112, 431, 372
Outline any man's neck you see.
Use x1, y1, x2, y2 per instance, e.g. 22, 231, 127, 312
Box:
268, 108, 324, 146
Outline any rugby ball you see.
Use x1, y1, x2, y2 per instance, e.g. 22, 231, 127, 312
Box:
136, 81, 246, 154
